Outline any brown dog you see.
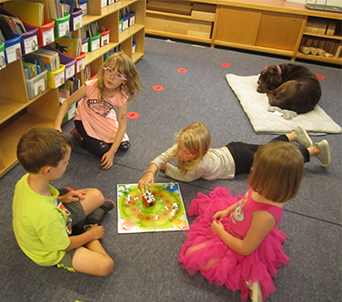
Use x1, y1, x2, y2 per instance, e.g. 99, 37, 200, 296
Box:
257, 64, 321, 114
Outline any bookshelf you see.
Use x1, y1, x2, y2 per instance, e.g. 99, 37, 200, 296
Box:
0, 0, 146, 178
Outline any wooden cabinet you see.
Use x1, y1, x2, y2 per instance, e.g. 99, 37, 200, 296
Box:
0, 0, 146, 178
146, 0, 342, 65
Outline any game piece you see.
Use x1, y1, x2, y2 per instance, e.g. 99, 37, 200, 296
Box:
142, 190, 156, 208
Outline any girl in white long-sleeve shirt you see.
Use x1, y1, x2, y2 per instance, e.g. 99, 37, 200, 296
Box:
138, 122, 330, 191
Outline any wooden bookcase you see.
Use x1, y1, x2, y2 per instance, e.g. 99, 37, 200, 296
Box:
0, 0, 146, 178
146, 0, 342, 65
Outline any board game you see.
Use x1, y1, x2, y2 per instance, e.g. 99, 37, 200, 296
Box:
117, 183, 189, 234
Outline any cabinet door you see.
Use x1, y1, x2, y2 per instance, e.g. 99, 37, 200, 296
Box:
255, 12, 304, 51
215, 7, 261, 45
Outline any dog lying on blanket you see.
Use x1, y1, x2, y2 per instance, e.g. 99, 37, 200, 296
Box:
257, 63, 321, 114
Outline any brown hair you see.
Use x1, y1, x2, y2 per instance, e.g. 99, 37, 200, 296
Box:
170, 122, 211, 174
97, 52, 142, 104
17, 127, 73, 173
247, 141, 304, 203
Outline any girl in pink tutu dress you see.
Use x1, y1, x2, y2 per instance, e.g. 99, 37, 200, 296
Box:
178, 141, 304, 302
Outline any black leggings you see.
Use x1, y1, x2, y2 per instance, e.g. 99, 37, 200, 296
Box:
227, 134, 310, 175
75, 120, 112, 158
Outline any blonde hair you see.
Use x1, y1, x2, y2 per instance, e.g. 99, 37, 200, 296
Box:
170, 122, 211, 174
97, 52, 142, 104
247, 141, 304, 203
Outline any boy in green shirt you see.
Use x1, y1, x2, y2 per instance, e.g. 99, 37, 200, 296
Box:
13, 127, 114, 276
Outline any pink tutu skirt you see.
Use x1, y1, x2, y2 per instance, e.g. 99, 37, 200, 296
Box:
178, 187, 289, 302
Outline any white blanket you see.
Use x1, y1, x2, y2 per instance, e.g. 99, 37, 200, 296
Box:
226, 74, 342, 135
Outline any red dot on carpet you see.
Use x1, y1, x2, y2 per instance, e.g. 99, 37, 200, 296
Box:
221, 63, 231, 67
153, 85, 165, 91
316, 74, 325, 79
127, 112, 139, 119
177, 68, 188, 73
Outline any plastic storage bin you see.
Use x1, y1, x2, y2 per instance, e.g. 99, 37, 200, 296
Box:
75, 52, 86, 73
42, 45, 76, 81
0, 9, 38, 55
26, 69, 48, 99
129, 12, 136, 26
70, 8, 83, 31
100, 28, 111, 47
0, 42, 6, 70
47, 64, 65, 88
82, 38, 89, 53
79, 0, 88, 15
4, 33, 22, 64
132, 41, 136, 54
88, 33, 101, 52
52, 13, 71, 38
101, 0, 107, 7
25, 19, 55, 47
122, 16, 129, 31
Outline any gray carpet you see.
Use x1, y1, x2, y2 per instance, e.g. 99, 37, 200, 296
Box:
0, 36, 341, 302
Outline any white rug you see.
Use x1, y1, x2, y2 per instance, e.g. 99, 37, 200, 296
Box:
226, 74, 342, 135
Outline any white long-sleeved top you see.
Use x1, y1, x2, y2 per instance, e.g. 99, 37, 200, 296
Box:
150, 145, 236, 182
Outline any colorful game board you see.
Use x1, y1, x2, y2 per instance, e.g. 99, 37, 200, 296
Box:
117, 183, 189, 234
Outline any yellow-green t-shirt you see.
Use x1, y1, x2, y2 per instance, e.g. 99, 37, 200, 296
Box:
12, 174, 70, 266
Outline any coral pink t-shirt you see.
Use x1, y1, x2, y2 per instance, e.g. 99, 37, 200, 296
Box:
74, 79, 129, 143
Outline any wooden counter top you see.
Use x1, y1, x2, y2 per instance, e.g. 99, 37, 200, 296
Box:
191, 0, 342, 19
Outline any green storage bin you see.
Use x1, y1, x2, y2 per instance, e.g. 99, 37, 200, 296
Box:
52, 13, 71, 38
88, 33, 101, 52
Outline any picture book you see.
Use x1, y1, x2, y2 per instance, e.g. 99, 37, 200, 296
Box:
2, 1, 44, 27
29, 50, 58, 72
117, 183, 189, 234
52, 37, 80, 57
36, 48, 59, 70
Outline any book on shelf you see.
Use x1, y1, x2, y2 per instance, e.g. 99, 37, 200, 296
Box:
0, 14, 27, 40
52, 37, 81, 57
2, 1, 44, 27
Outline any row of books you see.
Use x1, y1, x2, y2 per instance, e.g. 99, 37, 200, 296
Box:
0, 14, 27, 42
50, 0, 77, 19
22, 48, 60, 80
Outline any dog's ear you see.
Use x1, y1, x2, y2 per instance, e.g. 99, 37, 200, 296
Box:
269, 74, 282, 90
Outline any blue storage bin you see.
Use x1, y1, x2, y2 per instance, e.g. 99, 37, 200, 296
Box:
0, 9, 38, 55
4, 33, 22, 64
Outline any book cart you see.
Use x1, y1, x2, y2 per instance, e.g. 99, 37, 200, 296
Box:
0, 0, 146, 178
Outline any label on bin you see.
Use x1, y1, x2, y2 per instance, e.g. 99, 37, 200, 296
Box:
73, 15, 82, 31
0, 51, 6, 70
91, 39, 100, 51
34, 77, 46, 97
43, 29, 54, 45
5, 43, 22, 64
77, 58, 85, 73
65, 65, 75, 79
58, 21, 70, 37
24, 36, 38, 54
101, 34, 109, 47
55, 72, 65, 88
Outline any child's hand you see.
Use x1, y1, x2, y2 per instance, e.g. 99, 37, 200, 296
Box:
101, 151, 114, 170
211, 219, 225, 234
138, 173, 154, 191
213, 209, 228, 221
88, 224, 105, 240
60, 190, 86, 203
